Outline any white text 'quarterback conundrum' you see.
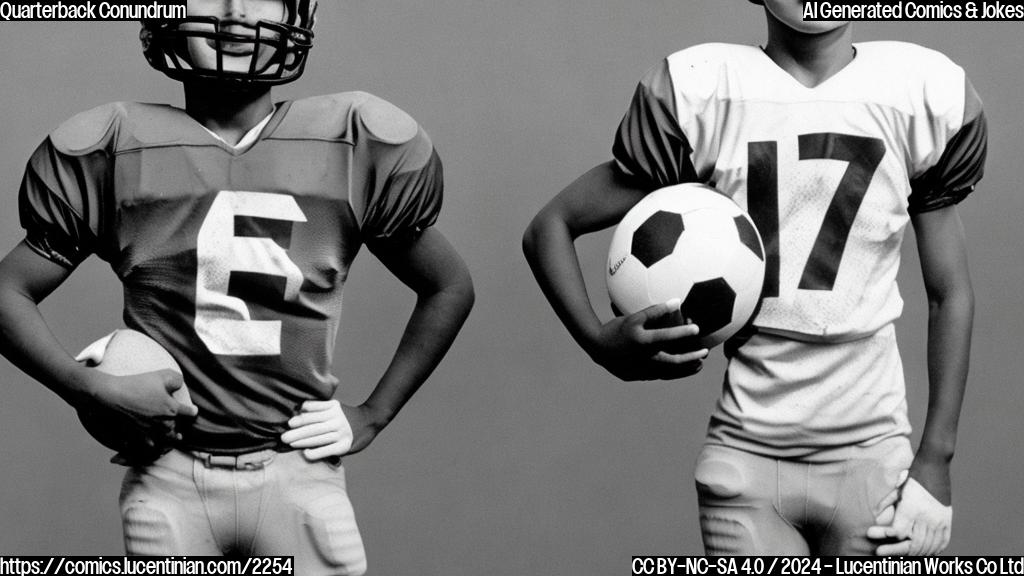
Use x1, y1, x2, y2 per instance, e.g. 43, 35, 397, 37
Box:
0, 1, 185, 21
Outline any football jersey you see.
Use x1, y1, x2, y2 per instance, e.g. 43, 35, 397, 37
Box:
20, 93, 443, 454
612, 42, 986, 456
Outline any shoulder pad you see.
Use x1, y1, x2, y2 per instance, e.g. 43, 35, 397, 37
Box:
665, 44, 756, 98
272, 92, 419, 145
353, 92, 419, 145
861, 42, 966, 121
123, 103, 204, 146
860, 41, 963, 86
50, 102, 125, 154
272, 93, 357, 140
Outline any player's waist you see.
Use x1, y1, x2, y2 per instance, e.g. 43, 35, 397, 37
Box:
185, 447, 342, 469
188, 447, 281, 469
700, 434, 913, 467
709, 324, 910, 457
703, 425, 910, 463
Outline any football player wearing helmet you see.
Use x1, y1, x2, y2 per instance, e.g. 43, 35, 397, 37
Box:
523, 0, 983, 557
0, 0, 473, 572
141, 0, 315, 86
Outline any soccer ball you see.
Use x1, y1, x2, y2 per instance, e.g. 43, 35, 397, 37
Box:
606, 183, 765, 349
75, 329, 194, 462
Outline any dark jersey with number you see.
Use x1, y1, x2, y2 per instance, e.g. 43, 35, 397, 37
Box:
613, 42, 986, 456
20, 93, 443, 453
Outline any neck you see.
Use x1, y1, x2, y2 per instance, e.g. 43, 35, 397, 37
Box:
183, 82, 275, 145
763, 16, 854, 88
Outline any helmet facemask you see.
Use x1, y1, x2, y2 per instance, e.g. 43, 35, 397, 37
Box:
141, 0, 316, 87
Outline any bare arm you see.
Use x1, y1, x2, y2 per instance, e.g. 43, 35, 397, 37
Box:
0, 241, 90, 403
340, 227, 474, 453
866, 203, 973, 556
909, 203, 974, 504
0, 241, 194, 439
522, 162, 706, 381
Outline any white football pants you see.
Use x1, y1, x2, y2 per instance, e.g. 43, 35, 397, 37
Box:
119, 448, 367, 575
695, 436, 912, 555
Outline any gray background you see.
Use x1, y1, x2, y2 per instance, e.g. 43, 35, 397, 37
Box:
1, 2, 1023, 573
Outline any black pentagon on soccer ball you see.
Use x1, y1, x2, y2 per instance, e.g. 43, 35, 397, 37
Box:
631, 211, 685, 268
733, 215, 764, 261
681, 278, 736, 336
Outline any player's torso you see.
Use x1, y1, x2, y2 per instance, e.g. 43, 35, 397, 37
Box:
111, 110, 360, 333
658, 42, 973, 454
671, 42, 967, 341
102, 100, 365, 451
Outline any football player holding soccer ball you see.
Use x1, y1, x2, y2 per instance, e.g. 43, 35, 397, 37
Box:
0, 1, 473, 572
523, 0, 984, 557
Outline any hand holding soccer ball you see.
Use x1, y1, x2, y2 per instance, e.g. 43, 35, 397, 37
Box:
586, 299, 708, 382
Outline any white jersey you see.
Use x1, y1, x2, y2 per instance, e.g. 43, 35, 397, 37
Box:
612, 42, 986, 456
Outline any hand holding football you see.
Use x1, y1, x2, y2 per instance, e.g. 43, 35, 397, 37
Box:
75, 329, 197, 463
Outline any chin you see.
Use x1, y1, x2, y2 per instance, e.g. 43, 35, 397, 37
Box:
792, 20, 848, 34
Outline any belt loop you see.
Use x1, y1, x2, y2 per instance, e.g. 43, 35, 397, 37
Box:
209, 454, 238, 468
193, 451, 214, 469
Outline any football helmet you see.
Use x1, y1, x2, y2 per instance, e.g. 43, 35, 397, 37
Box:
140, 0, 316, 86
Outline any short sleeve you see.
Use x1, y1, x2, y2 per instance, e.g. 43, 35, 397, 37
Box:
19, 137, 110, 268
612, 58, 698, 189
361, 139, 443, 242
348, 96, 443, 242
908, 77, 987, 214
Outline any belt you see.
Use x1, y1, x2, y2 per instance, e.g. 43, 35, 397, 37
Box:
190, 449, 278, 470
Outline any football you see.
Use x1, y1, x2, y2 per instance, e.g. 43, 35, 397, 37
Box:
75, 329, 194, 462
606, 183, 765, 349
